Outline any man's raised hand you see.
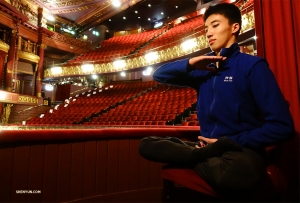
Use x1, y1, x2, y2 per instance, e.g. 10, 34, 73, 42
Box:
188, 56, 226, 72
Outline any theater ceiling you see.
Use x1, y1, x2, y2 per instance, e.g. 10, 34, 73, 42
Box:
25, 0, 197, 31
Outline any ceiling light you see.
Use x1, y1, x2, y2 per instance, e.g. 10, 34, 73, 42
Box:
46, 15, 55, 21
148, 18, 151, 21
81, 64, 94, 73
154, 22, 163, 28
135, 11, 138, 13
148, 4, 151, 7
123, 17, 126, 19
145, 52, 158, 62
113, 60, 126, 69
181, 39, 196, 52
142, 67, 153, 76
51, 66, 62, 75
175, 6, 178, 8
109, 19, 111, 21
112, 0, 121, 7
120, 72, 126, 77
92, 75, 98, 80
45, 84, 54, 91
138, 17, 140, 19
161, 12, 164, 15
200, 8, 206, 15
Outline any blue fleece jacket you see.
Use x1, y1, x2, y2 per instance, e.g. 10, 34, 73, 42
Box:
153, 43, 294, 150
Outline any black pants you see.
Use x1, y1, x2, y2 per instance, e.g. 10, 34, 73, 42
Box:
139, 136, 267, 198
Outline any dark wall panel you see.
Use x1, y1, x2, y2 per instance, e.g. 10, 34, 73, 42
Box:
70, 142, 85, 200
118, 139, 130, 192
129, 140, 140, 190
83, 141, 97, 197
0, 137, 176, 202
96, 140, 108, 195
42, 144, 59, 202
107, 140, 119, 194
27, 145, 45, 202
0, 147, 14, 202
140, 155, 150, 189
11, 146, 30, 202
57, 143, 72, 202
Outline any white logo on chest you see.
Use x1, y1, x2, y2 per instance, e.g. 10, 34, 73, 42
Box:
224, 76, 233, 82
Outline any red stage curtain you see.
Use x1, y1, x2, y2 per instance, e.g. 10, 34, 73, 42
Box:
254, 0, 299, 201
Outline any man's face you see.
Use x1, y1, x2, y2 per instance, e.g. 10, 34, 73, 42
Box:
204, 14, 237, 53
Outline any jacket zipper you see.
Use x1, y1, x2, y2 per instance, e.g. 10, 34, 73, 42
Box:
210, 75, 217, 138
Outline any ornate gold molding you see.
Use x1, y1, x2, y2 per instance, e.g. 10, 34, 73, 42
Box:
241, 10, 255, 33
17, 70, 33, 75
40, 44, 47, 49
1, 104, 13, 124
51, 33, 92, 49
0, 40, 10, 53
18, 96, 38, 104
45, 53, 71, 59
18, 51, 40, 63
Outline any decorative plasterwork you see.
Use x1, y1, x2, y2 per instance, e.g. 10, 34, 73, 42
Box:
76, 2, 110, 26
0, 40, 10, 53
18, 95, 38, 104
51, 32, 92, 49
45, 53, 72, 59
241, 10, 255, 32
53, 2, 107, 14
18, 51, 40, 63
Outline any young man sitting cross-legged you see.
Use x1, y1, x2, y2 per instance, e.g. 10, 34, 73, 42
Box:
139, 3, 294, 198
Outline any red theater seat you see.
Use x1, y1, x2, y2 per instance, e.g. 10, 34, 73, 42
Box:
162, 146, 285, 202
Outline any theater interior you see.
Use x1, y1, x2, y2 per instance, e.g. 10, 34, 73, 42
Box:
0, 0, 299, 202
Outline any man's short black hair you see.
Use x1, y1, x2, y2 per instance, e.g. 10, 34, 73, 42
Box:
204, 3, 242, 37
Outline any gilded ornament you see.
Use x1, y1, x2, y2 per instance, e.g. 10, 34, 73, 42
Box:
18, 96, 38, 104
18, 51, 40, 63
0, 40, 10, 53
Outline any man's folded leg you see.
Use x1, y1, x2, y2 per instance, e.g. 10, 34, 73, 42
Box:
194, 148, 266, 198
139, 136, 243, 166
139, 136, 197, 165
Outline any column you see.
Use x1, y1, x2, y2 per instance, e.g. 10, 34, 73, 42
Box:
31, 63, 37, 96
0, 50, 7, 89
35, 44, 46, 97
35, 6, 44, 97
5, 30, 17, 92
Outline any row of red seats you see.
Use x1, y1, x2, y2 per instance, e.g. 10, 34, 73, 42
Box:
137, 16, 204, 54
88, 84, 197, 126
68, 29, 166, 64
83, 121, 167, 126
26, 81, 159, 125
26, 81, 199, 126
